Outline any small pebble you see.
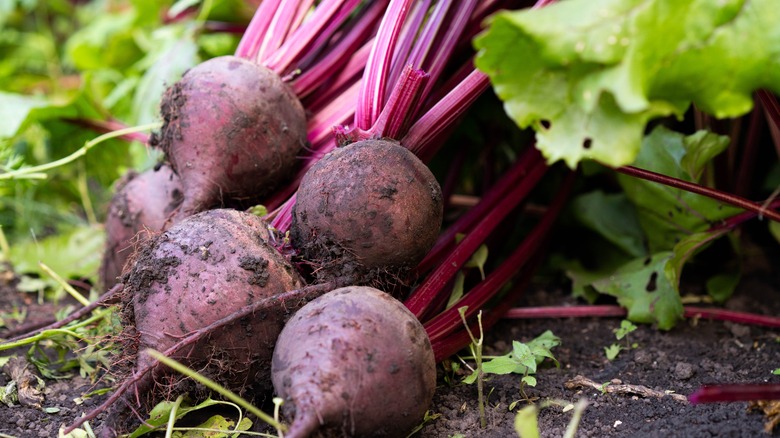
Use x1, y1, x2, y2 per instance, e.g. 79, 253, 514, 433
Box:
634, 349, 652, 365
673, 362, 696, 380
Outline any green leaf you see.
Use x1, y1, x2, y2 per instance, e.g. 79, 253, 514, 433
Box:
172, 414, 252, 437
605, 344, 622, 360
481, 355, 524, 375
128, 397, 230, 438
512, 341, 538, 373
706, 272, 740, 303
591, 252, 684, 329
474, 0, 780, 168
131, 25, 199, 124
521, 375, 537, 387
464, 244, 488, 280
65, 13, 141, 71
572, 191, 647, 258
514, 405, 540, 438
614, 320, 637, 340
772, 368, 780, 375
0, 92, 78, 140
446, 272, 466, 310
618, 127, 739, 251
769, 220, 780, 244
9, 224, 104, 282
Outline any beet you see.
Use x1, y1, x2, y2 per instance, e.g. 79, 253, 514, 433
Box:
99, 164, 183, 290
271, 286, 436, 438
150, 55, 307, 220
290, 139, 443, 287
123, 208, 303, 391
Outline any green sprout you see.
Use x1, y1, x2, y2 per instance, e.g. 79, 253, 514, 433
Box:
605, 320, 638, 360
464, 330, 560, 406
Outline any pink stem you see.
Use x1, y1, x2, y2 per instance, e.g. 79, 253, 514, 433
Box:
413, 0, 478, 115
355, 0, 414, 130
235, 0, 283, 59
265, 0, 361, 74
348, 66, 429, 141
290, 2, 383, 97
301, 40, 373, 112
385, 0, 432, 95
254, 0, 306, 63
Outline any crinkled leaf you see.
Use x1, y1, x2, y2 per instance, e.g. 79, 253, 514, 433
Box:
562, 257, 616, 303
572, 191, 647, 257
475, 0, 780, 168
618, 127, 739, 251
591, 252, 683, 329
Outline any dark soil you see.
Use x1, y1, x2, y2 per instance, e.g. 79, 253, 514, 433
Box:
0, 256, 778, 437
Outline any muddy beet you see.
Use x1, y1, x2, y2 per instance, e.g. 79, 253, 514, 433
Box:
290, 139, 443, 290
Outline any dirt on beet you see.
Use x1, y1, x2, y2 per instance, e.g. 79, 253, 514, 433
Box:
0, 247, 778, 437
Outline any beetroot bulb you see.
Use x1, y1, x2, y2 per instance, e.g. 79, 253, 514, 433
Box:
290, 139, 443, 289
99, 164, 183, 290
98, 209, 305, 435
271, 286, 436, 438
150, 56, 308, 222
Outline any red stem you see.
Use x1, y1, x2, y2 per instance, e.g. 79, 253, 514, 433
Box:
404, 154, 548, 318
424, 171, 575, 342
404, 69, 491, 161
689, 384, 780, 403
503, 305, 780, 328
429, 171, 575, 361
417, 147, 543, 273
613, 165, 780, 223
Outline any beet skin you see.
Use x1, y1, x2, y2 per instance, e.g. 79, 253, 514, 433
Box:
100, 164, 183, 290
124, 209, 302, 388
271, 286, 436, 438
151, 55, 307, 220
290, 139, 443, 287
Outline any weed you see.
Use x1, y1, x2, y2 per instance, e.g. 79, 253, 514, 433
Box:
464, 330, 560, 405
605, 319, 638, 360
458, 307, 487, 428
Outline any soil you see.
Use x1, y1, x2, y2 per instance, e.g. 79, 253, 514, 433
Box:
0, 256, 778, 437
